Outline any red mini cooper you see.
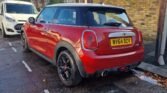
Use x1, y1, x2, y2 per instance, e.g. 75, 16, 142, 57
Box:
21, 3, 144, 86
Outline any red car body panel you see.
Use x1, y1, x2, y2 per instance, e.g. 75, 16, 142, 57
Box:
23, 4, 144, 76
78, 27, 144, 74
79, 46, 143, 74
45, 24, 87, 59
24, 22, 144, 75
26, 23, 50, 54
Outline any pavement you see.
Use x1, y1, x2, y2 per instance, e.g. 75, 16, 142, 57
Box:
143, 40, 167, 66
0, 34, 167, 93
138, 40, 167, 78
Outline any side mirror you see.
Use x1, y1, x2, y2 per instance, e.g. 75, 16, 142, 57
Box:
28, 17, 35, 25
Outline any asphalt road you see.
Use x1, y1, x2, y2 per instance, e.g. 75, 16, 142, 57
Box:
0, 34, 167, 93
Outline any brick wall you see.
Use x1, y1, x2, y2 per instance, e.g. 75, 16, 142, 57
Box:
93, 0, 160, 40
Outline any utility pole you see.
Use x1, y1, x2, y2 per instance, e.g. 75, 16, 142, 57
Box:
156, 0, 167, 65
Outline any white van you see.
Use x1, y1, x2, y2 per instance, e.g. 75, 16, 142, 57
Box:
0, 0, 37, 37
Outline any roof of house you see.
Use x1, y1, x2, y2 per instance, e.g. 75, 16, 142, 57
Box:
47, 3, 124, 9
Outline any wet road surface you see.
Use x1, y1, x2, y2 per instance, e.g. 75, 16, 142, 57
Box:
0, 35, 167, 93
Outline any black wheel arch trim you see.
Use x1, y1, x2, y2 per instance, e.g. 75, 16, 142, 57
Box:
54, 41, 88, 78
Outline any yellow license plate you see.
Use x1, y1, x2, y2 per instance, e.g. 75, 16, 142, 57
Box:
110, 37, 132, 47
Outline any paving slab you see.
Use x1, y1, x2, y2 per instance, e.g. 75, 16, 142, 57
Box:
138, 62, 167, 78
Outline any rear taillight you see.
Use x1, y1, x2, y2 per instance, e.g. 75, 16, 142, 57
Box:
82, 30, 98, 50
138, 31, 143, 45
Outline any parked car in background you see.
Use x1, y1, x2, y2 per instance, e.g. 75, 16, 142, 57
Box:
22, 3, 144, 87
0, 0, 37, 38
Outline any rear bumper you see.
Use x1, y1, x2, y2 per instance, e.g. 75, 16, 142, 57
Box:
79, 47, 144, 74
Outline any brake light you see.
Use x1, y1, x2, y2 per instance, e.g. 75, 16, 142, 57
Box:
82, 31, 98, 50
138, 31, 143, 45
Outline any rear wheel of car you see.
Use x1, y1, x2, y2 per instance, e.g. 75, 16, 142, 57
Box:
57, 50, 82, 87
21, 32, 30, 52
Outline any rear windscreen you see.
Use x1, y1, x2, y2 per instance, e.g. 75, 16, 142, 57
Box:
87, 7, 132, 27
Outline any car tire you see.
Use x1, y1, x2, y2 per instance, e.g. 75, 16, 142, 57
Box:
1, 24, 7, 38
57, 50, 82, 87
21, 32, 30, 52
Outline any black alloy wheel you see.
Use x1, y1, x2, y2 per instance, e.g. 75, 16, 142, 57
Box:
57, 50, 82, 87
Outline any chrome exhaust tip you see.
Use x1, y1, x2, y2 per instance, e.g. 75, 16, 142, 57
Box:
101, 70, 109, 77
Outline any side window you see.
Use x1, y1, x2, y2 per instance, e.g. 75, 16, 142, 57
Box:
37, 7, 57, 23
88, 11, 100, 26
56, 8, 77, 25
92, 12, 100, 24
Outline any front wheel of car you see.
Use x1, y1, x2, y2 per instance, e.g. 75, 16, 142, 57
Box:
57, 50, 82, 87
1, 24, 7, 38
21, 32, 30, 52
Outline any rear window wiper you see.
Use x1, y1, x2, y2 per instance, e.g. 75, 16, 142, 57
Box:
103, 22, 122, 27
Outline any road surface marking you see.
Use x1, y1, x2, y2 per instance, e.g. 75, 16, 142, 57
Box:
12, 47, 17, 53
8, 42, 12, 46
44, 89, 50, 93
132, 69, 160, 85
22, 61, 32, 72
